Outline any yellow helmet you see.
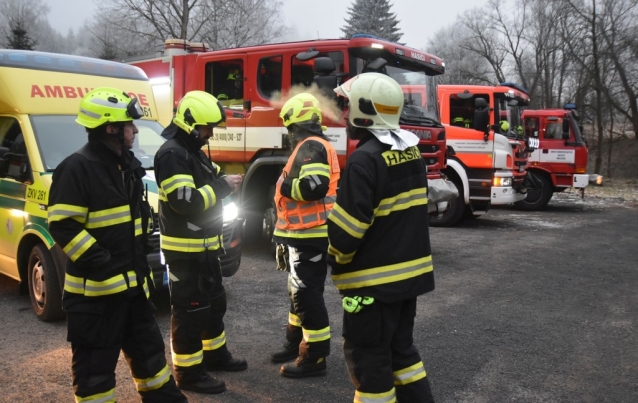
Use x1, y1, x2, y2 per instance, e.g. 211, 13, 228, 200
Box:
334, 73, 403, 130
173, 91, 226, 135
76, 87, 143, 129
279, 93, 325, 133
500, 120, 510, 132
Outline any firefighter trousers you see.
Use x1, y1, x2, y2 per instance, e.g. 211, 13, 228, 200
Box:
168, 254, 232, 379
67, 292, 186, 403
285, 244, 331, 359
342, 297, 434, 403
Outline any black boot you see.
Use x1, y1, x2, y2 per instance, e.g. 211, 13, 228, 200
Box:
280, 357, 326, 378
270, 341, 299, 363
175, 371, 226, 394
205, 355, 248, 372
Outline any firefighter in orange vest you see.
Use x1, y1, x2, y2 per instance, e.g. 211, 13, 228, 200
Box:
270, 93, 340, 378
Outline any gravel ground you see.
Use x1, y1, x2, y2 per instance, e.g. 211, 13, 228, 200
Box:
0, 191, 636, 403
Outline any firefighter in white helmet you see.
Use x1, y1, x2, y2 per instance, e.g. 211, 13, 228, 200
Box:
329, 73, 436, 402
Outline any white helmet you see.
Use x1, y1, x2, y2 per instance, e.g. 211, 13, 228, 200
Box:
334, 72, 404, 130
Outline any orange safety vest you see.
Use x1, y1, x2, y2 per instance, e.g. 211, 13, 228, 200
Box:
274, 136, 340, 239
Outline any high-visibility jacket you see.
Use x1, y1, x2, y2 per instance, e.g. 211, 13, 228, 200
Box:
273, 135, 340, 247
48, 137, 153, 307
154, 124, 232, 264
327, 134, 435, 303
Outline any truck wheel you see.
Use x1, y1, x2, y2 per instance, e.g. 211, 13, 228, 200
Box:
243, 213, 264, 245
27, 244, 64, 321
429, 177, 465, 227
264, 185, 277, 258
515, 174, 553, 211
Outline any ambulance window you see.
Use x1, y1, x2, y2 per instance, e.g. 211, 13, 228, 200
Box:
205, 59, 244, 109
0, 117, 26, 154
258, 56, 282, 99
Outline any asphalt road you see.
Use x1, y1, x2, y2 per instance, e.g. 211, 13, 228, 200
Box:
0, 195, 636, 403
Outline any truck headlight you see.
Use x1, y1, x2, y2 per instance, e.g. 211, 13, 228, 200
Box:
493, 177, 513, 187
223, 201, 239, 224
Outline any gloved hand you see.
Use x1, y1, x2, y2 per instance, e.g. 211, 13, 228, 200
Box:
276, 244, 290, 272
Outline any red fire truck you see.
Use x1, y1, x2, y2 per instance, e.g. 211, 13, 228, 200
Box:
128, 34, 452, 245
435, 83, 535, 226
517, 104, 593, 210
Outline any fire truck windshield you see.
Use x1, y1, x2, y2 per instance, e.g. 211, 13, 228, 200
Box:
496, 96, 527, 139
31, 115, 166, 170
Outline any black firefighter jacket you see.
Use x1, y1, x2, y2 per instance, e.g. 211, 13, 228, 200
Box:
154, 123, 232, 264
48, 136, 154, 311
327, 134, 435, 303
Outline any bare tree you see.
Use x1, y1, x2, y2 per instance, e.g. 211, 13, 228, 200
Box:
0, 0, 50, 50
88, 0, 287, 59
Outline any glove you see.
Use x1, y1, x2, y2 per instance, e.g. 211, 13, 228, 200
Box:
276, 244, 290, 272
342, 296, 375, 313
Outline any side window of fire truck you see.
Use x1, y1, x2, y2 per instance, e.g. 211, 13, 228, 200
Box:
449, 94, 489, 130
258, 55, 283, 99
525, 117, 540, 138
290, 51, 345, 100
545, 121, 563, 140
205, 59, 245, 108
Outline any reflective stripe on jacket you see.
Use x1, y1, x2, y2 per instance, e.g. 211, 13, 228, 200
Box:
274, 136, 340, 241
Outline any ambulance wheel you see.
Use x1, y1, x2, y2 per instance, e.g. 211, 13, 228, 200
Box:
515, 174, 553, 211
429, 177, 465, 227
27, 244, 64, 322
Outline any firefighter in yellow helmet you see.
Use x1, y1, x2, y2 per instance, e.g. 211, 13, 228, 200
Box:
48, 87, 187, 402
330, 73, 435, 402
154, 91, 246, 395
270, 93, 340, 378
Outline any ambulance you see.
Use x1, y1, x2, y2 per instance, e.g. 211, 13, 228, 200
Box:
0, 50, 243, 321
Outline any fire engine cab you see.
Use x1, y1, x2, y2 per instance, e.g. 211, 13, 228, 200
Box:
128, 34, 453, 245
435, 83, 535, 226
517, 104, 593, 210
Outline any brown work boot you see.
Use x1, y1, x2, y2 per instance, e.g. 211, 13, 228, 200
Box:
270, 341, 299, 363
175, 371, 226, 394
280, 357, 326, 378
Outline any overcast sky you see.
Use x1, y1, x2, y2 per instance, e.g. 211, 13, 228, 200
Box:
43, 0, 485, 50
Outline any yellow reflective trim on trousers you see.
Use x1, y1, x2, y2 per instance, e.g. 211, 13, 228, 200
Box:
86, 205, 131, 229
63, 230, 97, 262
197, 184, 216, 210
291, 178, 305, 201
375, 188, 428, 217
289, 312, 302, 327
202, 331, 226, 351
160, 234, 222, 252
134, 218, 143, 236
299, 163, 331, 178
393, 361, 426, 385
302, 326, 330, 343
171, 349, 203, 367
273, 225, 327, 239
354, 387, 396, 403
332, 255, 433, 290
75, 388, 116, 403
161, 174, 196, 195
143, 277, 150, 299
48, 203, 88, 224
328, 203, 370, 239
328, 244, 356, 264
134, 364, 171, 392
